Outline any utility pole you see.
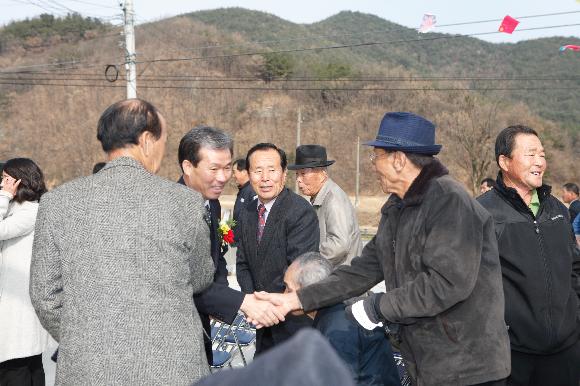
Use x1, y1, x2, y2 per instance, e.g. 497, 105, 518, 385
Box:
355, 136, 360, 207
122, 0, 137, 98
295, 107, 302, 193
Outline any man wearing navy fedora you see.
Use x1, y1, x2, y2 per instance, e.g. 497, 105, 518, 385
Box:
256, 112, 511, 386
288, 145, 362, 266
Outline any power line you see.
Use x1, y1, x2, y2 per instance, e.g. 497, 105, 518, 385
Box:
1, 80, 578, 92
3, 70, 580, 82
131, 23, 580, 66
2, 75, 579, 83
61, 0, 119, 10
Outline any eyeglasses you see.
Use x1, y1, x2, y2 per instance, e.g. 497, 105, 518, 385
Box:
369, 152, 390, 164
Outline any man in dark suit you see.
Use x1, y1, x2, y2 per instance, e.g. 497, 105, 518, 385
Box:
232, 158, 256, 224
236, 143, 320, 354
178, 128, 285, 363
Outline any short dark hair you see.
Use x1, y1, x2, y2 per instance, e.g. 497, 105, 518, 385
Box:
2, 158, 47, 203
178, 126, 233, 170
481, 178, 496, 188
291, 252, 333, 288
563, 182, 579, 196
97, 99, 162, 152
92, 162, 106, 174
495, 125, 539, 166
245, 143, 287, 171
233, 158, 247, 171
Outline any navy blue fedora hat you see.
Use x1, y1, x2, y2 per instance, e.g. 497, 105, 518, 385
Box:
364, 112, 442, 155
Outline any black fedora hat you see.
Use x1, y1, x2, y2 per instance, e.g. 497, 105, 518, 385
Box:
364, 112, 442, 155
287, 145, 335, 170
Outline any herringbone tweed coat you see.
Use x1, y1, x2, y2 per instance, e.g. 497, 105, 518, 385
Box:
30, 157, 214, 385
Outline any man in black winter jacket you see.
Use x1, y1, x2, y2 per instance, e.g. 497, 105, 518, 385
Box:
478, 125, 580, 386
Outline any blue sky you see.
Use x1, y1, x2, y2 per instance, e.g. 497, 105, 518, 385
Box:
1, 0, 579, 44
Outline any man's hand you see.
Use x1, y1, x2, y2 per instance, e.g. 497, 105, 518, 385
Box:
345, 292, 385, 330
0, 175, 20, 197
240, 293, 286, 329
254, 291, 302, 317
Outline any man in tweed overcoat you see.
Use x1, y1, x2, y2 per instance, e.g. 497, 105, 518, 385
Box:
29, 99, 215, 385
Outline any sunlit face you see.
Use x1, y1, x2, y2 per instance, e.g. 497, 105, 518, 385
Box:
145, 115, 168, 174
283, 264, 303, 316
500, 134, 546, 191
232, 167, 249, 188
248, 149, 287, 204
296, 168, 326, 197
371, 148, 397, 195
183, 147, 232, 200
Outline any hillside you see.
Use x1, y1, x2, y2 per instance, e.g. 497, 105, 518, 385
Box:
0, 8, 578, 197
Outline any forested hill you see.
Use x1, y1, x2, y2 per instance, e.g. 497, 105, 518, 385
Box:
186, 8, 580, 129
0, 9, 578, 194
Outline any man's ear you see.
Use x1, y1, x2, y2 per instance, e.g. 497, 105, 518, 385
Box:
498, 155, 510, 173
182, 159, 193, 175
139, 131, 154, 156
393, 151, 406, 172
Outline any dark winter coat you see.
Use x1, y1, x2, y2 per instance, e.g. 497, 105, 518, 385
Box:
299, 160, 510, 386
477, 174, 580, 354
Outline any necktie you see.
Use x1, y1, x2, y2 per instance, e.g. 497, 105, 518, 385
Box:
257, 204, 266, 243
204, 204, 212, 228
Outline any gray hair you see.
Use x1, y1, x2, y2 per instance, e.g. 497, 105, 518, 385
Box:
292, 252, 333, 288
178, 125, 233, 168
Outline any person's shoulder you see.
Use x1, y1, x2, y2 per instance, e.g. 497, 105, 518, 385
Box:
158, 178, 204, 207
546, 193, 569, 215
477, 188, 501, 206
284, 188, 312, 207
324, 179, 349, 201
430, 175, 476, 206
570, 200, 580, 210
42, 175, 93, 202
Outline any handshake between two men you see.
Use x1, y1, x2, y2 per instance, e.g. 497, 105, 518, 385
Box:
239, 258, 379, 333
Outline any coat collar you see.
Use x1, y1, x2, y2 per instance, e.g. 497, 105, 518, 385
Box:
312, 178, 334, 207
101, 156, 146, 172
383, 158, 449, 212
494, 171, 552, 213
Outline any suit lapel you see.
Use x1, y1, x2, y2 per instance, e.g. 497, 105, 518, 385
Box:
209, 199, 221, 264
245, 198, 259, 262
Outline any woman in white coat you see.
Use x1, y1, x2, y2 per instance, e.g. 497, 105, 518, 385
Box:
0, 158, 50, 385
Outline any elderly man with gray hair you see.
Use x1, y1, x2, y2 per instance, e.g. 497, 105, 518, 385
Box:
288, 145, 362, 266
283, 252, 401, 386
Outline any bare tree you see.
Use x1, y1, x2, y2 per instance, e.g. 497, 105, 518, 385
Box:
438, 94, 500, 196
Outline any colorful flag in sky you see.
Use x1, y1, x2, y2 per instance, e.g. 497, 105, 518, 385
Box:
498, 15, 519, 34
418, 14, 437, 33
560, 44, 580, 51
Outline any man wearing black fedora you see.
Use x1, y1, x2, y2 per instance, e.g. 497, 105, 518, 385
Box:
257, 112, 511, 386
288, 145, 361, 266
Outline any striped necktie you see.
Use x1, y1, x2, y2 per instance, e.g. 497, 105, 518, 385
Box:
257, 203, 266, 243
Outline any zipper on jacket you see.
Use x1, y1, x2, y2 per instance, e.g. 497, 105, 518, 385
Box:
534, 220, 554, 346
